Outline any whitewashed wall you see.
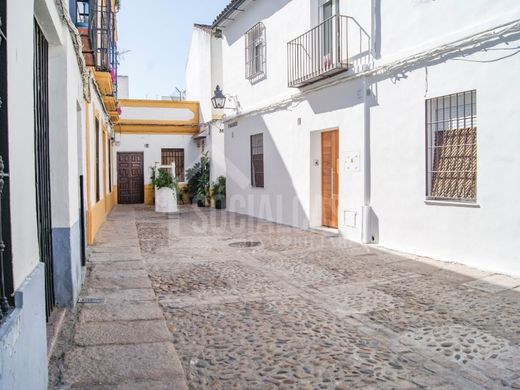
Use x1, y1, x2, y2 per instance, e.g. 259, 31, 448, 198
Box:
7, 0, 41, 289
218, 0, 520, 275
186, 26, 213, 123
185, 25, 226, 184
115, 134, 200, 184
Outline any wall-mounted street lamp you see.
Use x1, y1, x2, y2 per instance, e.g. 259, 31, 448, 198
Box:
211, 85, 241, 114
211, 85, 227, 109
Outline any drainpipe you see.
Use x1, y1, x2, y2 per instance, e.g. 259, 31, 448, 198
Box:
362, 71, 373, 244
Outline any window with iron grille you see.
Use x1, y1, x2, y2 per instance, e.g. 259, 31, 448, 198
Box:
250, 134, 264, 188
426, 90, 477, 201
245, 22, 266, 81
161, 149, 185, 182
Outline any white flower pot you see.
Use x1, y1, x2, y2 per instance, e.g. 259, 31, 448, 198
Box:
155, 187, 177, 213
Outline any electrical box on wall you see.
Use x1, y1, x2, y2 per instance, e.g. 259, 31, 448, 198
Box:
344, 152, 360, 171
344, 210, 357, 228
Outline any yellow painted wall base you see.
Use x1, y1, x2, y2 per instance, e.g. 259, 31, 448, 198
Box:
144, 183, 189, 206
113, 185, 118, 205
87, 199, 107, 245
105, 190, 116, 215
144, 184, 154, 205
87, 187, 116, 245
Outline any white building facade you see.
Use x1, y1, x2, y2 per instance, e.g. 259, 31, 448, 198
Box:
185, 24, 227, 184
0, 0, 118, 388
200, 0, 520, 276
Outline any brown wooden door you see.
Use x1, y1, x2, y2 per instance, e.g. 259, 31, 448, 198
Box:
321, 130, 339, 228
117, 152, 144, 204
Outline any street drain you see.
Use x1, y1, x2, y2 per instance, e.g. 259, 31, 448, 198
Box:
78, 297, 106, 304
229, 241, 261, 248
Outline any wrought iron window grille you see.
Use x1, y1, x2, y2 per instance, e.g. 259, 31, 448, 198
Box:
250, 133, 264, 188
425, 90, 477, 202
245, 22, 266, 81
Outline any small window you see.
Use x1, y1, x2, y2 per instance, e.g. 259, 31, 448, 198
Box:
426, 90, 477, 201
250, 133, 264, 187
161, 148, 185, 182
245, 22, 266, 81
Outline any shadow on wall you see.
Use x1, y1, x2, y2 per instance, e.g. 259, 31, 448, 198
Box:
304, 76, 379, 114
223, 0, 292, 45
372, 32, 520, 85
225, 114, 309, 229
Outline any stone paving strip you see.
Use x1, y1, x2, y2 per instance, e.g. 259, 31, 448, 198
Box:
50, 205, 520, 389
49, 207, 188, 389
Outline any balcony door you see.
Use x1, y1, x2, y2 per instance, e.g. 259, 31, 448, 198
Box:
319, 0, 337, 69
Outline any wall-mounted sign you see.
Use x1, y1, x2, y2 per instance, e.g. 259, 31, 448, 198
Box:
344, 152, 360, 171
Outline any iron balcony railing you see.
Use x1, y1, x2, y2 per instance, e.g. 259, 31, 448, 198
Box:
82, 0, 118, 94
89, 2, 117, 71
287, 15, 350, 88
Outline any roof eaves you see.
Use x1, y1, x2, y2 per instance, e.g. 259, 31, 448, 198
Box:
212, 0, 248, 29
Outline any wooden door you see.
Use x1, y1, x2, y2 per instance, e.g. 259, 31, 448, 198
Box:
321, 130, 339, 228
117, 152, 144, 204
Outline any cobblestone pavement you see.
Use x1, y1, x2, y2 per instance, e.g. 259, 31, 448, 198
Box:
135, 204, 520, 390
51, 205, 520, 389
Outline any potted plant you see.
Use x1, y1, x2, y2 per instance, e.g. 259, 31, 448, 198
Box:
186, 153, 211, 207
150, 166, 179, 213
212, 176, 226, 209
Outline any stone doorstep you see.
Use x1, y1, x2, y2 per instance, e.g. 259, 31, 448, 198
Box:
80, 380, 188, 390
88, 254, 144, 262
88, 268, 150, 280
83, 288, 157, 304
87, 276, 152, 290
89, 247, 142, 255
90, 260, 146, 271
79, 301, 164, 323
62, 343, 186, 386
74, 320, 172, 346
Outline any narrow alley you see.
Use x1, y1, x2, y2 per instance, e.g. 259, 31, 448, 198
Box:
49, 205, 520, 389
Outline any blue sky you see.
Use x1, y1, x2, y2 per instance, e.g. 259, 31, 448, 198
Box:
117, 0, 229, 99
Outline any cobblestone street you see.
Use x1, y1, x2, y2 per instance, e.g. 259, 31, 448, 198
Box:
50, 205, 520, 389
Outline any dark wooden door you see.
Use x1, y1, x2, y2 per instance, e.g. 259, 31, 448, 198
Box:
117, 152, 144, 204
321, 130, 339, 228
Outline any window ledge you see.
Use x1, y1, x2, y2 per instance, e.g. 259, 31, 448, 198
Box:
425, 199, 480, 208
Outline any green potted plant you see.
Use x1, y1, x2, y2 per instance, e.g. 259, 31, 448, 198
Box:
212, 176, 226, 209
186, 153, 211, 207
150, 166, 179, 212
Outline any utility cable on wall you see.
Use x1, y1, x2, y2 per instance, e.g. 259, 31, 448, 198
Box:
54, 0, 91, 102
223, 18, 520, 122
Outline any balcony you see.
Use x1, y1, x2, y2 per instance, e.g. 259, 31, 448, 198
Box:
287, 15, 350, 88
73, 0, 119, 121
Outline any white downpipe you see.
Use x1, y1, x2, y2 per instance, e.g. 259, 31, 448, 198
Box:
362, 73, 372, 244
